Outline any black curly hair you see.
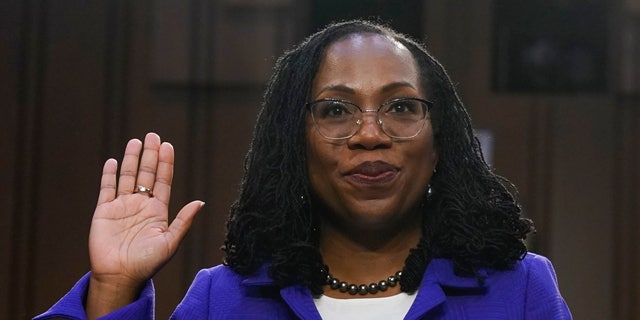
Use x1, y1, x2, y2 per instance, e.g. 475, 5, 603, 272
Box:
223, 20, 534, 295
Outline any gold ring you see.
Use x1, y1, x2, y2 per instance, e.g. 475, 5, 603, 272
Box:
133, 185, 153, 197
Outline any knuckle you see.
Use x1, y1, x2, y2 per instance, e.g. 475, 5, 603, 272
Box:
138, 164, 156, 174
119, 169, 137, 177
155, 176, 172, 185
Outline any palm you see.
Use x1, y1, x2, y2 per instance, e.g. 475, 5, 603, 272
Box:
88, 133, 202, 287
90, 196, 171, 282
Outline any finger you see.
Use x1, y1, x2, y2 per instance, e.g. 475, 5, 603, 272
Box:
153, 142, 174, 205
97, 158, 118, 206
165, 201, 205, 250
117, 139, 143, 196
135, 133, 161, 194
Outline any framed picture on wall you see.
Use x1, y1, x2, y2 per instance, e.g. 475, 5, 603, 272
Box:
620, 15, 640, 95
492, 0, 608, 93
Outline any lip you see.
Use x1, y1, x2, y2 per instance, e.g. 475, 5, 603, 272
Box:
344, 161, 399, 185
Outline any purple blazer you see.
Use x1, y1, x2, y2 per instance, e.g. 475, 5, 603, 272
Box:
35, 253, 571, 319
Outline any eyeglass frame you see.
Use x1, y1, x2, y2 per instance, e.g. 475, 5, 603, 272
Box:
305, 97, 434, 140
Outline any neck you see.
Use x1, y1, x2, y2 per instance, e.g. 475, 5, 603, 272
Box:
318, 216, 422, 298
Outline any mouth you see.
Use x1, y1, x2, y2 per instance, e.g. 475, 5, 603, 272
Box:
345, 161, 399, 185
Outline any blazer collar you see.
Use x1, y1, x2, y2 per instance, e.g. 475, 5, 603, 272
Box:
241, 258, 488, 319
405, 258, 487, 319
241, 259, 488, 290
241, 263, 275, 286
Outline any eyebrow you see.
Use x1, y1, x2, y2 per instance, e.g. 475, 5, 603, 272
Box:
380, 81, 418, 93
316, 81, 418, 96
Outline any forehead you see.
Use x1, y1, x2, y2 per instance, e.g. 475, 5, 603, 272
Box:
328, 32, 411, 56
312, 33, 420, 96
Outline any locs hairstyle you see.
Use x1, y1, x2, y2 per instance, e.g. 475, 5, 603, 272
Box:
223, 20, 534, 294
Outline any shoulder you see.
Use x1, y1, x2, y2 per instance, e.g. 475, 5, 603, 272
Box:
196, 264, 243, 281
173, 264, 299, 319
518, 253, 565, 296
428, 252, 559, 287
431, 253, 567, 304
188, 264, 246, 294
416, 254, 571, 319
514, 253, 573, 319
520, 252, 556, 270
516, 252, 560, 287
175, 266, 241, 305
479, 253, 559, 291
182, 263, 282, 302
172, 265, 248, 318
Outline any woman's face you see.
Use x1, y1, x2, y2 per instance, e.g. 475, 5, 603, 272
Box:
306, 33, 438, 231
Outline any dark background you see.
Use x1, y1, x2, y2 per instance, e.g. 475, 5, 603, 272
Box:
2, 0, 639, 319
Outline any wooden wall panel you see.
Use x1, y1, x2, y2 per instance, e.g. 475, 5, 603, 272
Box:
614, 96, 640, 319
423, 1, 622, 318
424, 0, 555, 253
0, 0, 201, 317
548, 97, 615, 320
3, 0, 638, 319
147, 0, 306, 315
0, 0, 22, 317
612, 6, 640, 320
30, 1, 109, 314
5, 0, 53, 317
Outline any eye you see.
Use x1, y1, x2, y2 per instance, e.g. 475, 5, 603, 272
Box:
386, 100, 419, 115
316, 101, 353, 119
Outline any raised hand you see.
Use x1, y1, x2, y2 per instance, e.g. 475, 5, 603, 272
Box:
86, 133, 203, 319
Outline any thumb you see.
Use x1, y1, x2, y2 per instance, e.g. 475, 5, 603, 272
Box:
166, 200, 205, 247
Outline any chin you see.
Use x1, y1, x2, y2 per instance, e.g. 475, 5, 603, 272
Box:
346, 205, 418, 230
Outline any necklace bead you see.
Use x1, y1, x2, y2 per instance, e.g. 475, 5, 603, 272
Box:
348, 284, 358, 295
378, 280, 389, 291
329, 278, 340, 289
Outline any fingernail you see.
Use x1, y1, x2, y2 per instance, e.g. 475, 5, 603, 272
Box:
199, 201, 206, 208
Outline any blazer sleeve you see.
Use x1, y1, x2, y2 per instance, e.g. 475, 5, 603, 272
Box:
524, 254, 573, 320
33, 272, 155, 320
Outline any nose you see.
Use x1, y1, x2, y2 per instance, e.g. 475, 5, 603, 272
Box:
347, 112, 392, 149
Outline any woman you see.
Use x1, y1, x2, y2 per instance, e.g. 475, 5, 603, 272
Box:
36, 20, 571, 319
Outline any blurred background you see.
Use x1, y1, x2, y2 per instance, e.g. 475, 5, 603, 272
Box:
1, 0, 639, 318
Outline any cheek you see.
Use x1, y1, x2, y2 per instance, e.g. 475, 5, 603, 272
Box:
305, 124, 337, 190
409, 134, 437, 182
421, 124, 438, 165
409, 151, 433, 182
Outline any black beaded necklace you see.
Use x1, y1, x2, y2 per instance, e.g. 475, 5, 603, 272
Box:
321, 265, 403, 296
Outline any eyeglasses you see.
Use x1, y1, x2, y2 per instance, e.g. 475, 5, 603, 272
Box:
306, 97, 433, 140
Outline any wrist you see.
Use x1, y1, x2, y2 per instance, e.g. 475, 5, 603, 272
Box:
86, 274, 144, 319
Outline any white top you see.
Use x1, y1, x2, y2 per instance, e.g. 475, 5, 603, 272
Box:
313, 292, 417, 319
